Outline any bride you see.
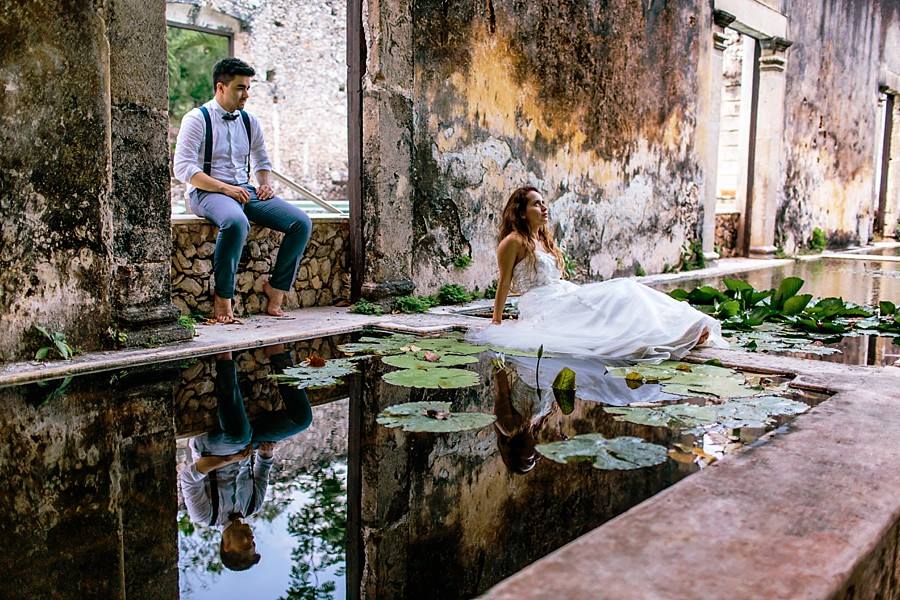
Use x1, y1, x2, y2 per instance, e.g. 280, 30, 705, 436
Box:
467, 186, 728, 361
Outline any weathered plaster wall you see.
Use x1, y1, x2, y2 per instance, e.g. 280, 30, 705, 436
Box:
408, 0, 707, 290
0, 0, 115, 361
778, 1, 900, 251
171, 216, 350, 316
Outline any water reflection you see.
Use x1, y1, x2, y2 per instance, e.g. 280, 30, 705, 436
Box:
1, 333, 828, 600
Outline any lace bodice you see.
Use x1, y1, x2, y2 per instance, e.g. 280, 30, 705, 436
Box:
511, 250, 563, 294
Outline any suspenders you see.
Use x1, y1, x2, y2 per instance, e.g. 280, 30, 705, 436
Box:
198, 105, 252, 180
207, 452, 258, 526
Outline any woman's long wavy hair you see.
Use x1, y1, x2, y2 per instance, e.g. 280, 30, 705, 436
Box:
498, 186, 565, 272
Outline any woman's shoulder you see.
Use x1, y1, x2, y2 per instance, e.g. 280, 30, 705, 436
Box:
498, 233, 528, 251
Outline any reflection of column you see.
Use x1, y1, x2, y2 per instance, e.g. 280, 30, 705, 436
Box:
748, 37, 792, 258
0, 371, 177, 599
699, 10, 736, 263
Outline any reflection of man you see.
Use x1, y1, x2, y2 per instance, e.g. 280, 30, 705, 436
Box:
173, 58, 312, 322
179, 346, 312, 571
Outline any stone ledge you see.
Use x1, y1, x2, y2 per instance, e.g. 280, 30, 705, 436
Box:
171, 213, 349, 226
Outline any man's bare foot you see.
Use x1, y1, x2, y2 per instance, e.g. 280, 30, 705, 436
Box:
697, 328, 710, 346
263, 281, 287, 317
213, 294, 235, 324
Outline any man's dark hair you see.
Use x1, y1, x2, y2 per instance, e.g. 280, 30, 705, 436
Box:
213, 58, 255, 89
220, 543, 261, 572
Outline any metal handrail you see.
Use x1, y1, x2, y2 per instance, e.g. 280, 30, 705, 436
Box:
270, 168, 345, 214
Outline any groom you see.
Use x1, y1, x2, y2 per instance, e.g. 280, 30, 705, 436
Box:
174, 58, 312, 322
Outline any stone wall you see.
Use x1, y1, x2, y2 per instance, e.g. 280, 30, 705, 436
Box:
361, 0, 710, 295
171, 215, 350, 316
778, 1, 900, 252
715, 212, 741, 258
166, 0, 348, 202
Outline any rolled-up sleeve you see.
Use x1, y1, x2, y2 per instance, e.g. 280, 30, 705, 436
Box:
173, 110, 205, 184
249, 114, 272, 175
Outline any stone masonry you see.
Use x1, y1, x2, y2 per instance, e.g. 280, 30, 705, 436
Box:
715, 212, 741, 258
171, 215, 350, 316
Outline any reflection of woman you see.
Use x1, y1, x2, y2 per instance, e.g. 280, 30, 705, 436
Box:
179, 345, 313, 571
492, 363, 555, 475
468, 186, 728, 361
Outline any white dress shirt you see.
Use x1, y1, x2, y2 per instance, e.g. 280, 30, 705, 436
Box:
173, 99, 273, 195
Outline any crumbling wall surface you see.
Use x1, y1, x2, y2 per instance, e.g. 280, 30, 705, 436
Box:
410, 0, 706, 290
0, 0, 115, 361
778, 1, 900, 252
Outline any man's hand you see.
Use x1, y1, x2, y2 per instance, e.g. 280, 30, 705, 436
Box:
257, 442, 276, 458
222, 184, 251, 205
226, 446, 253, 464
257, 184, 275, 200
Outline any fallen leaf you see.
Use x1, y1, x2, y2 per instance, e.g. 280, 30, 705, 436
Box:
424, 409, 451, 420
306, 353, 326, 368
675, 364, 693, 372
423, 351, 441, 362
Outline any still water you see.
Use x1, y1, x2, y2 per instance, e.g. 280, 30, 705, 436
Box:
0, 332, 826, 600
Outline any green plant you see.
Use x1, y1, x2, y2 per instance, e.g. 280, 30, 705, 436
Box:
177, 315, 198, 336
394, 295, 433, 313
452, 254, 472, 269
810, 227, 826, 252
34, 326, 75, 361
437, 284, 474, 305
562, 251, 577, 279
679, 240, 707, 272
774, 246, 790, 259
106, 326, 128, 346
348, 298, 383, 315
634, 262, 647, 277
483, 280, 498, 299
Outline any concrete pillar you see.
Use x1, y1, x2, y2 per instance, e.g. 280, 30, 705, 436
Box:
747, 36, 792, 258
359, 0, 416, 300
106, 0, 192, 346
698, 9, 737, 264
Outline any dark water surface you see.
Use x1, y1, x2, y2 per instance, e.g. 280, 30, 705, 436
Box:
0, 333, 827, 600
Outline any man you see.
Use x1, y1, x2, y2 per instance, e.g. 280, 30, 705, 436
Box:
174, 58, 312, 322
179, 346, 313, 571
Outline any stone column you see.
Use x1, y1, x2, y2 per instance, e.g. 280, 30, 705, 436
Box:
698, 10, 736, 264
360, 0, 416, 300
106, 0, 192, 345
747, 36, 792, 258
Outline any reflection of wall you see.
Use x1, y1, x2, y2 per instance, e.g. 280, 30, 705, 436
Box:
0, 372, 177, 599
355, 359, 684, 599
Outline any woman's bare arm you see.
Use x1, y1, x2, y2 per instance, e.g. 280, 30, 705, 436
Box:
492, 236, 522, 324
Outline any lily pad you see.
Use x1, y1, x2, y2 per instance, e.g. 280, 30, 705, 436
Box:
608, 361, 762, 398
376, 401, 496, 432
536, 434, 668, 470
381, 352, 478, 369
606, 395, 809, 433
271, 357, 362, 389
337, 334, 420, 356
413, 337, 489, 355
382, 367, 480, 389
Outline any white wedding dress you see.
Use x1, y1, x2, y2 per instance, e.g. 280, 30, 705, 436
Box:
468, 249, 728, 362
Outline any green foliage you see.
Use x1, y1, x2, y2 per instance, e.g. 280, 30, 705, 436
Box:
382, 367, 480, 389
167, 27, 230, 126
394, 295, 434, 313
376, 401, 495, 432
452, 254, 472, 269
105, 326, 128, 347
810, 227, 827, 252
483, 279, 498, 299
177, 315, 198, 336
348, 298, 383, 315
34, 326, 75, 361
271, 357, 363, 389
437, 283, 474, 305
634, 262, 647, 277
679, 240, 707, 272
562, 251, 577, 279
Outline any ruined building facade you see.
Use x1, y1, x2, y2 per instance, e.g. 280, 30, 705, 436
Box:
1, 0, 899, 359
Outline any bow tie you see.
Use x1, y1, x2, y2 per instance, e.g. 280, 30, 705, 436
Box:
222, 112, 239, 121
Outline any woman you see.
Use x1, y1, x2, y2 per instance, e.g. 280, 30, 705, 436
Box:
468, 186, 727, 361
